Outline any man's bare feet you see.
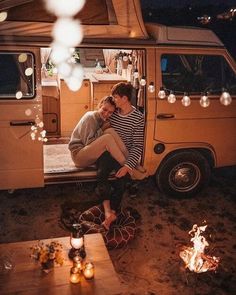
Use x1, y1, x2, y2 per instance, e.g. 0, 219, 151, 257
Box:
102, 211, 117, 230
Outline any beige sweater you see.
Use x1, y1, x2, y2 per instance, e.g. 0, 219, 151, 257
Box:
68, 111, 104, 152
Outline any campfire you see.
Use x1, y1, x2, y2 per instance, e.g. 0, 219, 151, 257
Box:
180, 224, 220, 273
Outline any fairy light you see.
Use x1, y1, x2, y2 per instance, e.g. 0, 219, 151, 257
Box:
140, 76, 146, 86
133, 69, 139, 79
148, 82, 155, 93
167, 91, 176, 103
181, 93, 191, 107
44, 0, 85, 91
200, 93, 210, 108
0, 11, 7, 22
158, 87, 166, 99
220, 89, 232, 106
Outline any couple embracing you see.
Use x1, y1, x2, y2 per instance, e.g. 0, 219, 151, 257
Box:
68, 82, 146, 230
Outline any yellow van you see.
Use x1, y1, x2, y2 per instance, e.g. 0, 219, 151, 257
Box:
0, 0, 235, 197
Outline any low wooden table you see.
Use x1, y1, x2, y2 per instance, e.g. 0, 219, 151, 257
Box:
0, 234, 124, 295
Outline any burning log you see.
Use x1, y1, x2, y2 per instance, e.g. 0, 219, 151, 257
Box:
180, 224, 220, 273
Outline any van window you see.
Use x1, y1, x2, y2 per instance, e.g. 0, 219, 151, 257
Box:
161, 54, 236, 95
0, 52, 35, 99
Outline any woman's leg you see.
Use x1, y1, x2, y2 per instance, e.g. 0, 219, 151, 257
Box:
104, 128, 129, 158
71, 133, 126, 168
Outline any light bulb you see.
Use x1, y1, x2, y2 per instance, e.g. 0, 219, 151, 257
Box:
220, 90, 232, 106
200, 94, 210, 107
181, 93, 191, 107
45, 0, 85, 17
158, 87, 166, 99
53, 18, 83, 47
140, 76, 146, 86
148, 82, 155, 93
133, 69, 139, 79
167, 92, 176, 103
0, 11, 7, 22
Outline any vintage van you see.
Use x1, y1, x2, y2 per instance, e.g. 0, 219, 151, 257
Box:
0, 0, 236, 197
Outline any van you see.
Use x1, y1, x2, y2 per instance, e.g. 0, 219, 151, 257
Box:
0, 0, 236, 197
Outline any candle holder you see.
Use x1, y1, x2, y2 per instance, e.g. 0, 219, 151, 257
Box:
73, 255, 83, 271
70, 266, 81, 284
83, 262, 95, 280
68, 223, 86, 260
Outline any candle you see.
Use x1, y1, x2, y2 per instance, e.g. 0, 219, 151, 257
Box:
73, 256, 83, 270
70, 267, 80, 284
83, 262, 94, 279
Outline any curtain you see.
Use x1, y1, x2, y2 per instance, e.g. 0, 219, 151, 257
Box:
40, 48, 51, 78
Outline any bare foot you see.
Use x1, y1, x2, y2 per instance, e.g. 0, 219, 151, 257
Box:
102, 212, 117, 230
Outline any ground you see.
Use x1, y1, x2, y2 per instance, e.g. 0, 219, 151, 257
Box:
0, 167, 236, 295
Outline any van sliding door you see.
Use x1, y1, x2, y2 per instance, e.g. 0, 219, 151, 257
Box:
0, 47, 44, 190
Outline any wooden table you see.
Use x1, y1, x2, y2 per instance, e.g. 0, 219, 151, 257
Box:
0, 234, 124, 295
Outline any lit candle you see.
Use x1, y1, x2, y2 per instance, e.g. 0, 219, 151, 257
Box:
70, 267, 80, 284
73, 256, 83, 270
83, 262, 94, 280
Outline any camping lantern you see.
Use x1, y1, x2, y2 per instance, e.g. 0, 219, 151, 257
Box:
69, 223, 86, 259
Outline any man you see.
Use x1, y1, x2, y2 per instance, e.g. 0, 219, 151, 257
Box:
96, 82, 145, 229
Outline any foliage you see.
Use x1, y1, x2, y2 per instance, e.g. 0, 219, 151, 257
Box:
30, 240, 64, 270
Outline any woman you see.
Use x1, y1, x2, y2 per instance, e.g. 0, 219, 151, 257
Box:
68, 96, 128, 229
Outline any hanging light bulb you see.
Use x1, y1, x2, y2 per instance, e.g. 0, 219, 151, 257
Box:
167, 91, 176, 103
133, 69, 139, 79
158, 87, 166, 99
200, 93, 210, 107
220, 89, 232, 106
140, 76, 146, 86
148, 82, 155, 93
181, 92, 191, 107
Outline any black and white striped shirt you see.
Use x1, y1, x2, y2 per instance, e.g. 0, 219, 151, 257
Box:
110, 107, 144, 169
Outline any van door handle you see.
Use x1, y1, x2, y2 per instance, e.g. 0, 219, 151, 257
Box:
10, 120, 35, 126
156, 113, 175, 119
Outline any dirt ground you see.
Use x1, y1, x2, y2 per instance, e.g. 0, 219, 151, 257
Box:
0, 167, 236, 295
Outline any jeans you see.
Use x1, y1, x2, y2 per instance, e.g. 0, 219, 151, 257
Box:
96, 151, 128, 211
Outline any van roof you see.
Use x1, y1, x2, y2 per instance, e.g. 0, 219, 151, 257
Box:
0, 0, 224, 48
0, 0, 148, 43
145, 23, 224, 47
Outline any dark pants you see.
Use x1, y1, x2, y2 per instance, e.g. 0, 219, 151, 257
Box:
96, 151, 128, 211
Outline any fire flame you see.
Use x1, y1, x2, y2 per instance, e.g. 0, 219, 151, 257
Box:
180, 224, 220, 273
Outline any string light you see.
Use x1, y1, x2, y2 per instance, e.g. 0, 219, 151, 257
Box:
44, 0, 85, 92
220, 89, 232, 106
133, 69, 139, 79
200, 93, 210, 108
158, 87, 166, 99
148, 82, 155, 93
167, 91, 176, 103
181, 93, 191, 107
140, 76, 146, 86
157, 86, 232, 107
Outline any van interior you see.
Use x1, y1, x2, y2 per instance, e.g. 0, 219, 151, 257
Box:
40, 47, 146, 184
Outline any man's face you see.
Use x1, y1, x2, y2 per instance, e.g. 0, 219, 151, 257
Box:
98, 102, 115, 121
113, 94, 126, 108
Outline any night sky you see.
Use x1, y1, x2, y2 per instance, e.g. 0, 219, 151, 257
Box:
140, 0, 236, 59
141, 0, 236, 8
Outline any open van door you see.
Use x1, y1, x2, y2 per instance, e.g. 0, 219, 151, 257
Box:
0, 47, 44, 190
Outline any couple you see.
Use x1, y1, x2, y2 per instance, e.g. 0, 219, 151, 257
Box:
68, 82, 145, 230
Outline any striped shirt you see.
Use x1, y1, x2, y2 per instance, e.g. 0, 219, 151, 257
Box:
110, 107, 144, 169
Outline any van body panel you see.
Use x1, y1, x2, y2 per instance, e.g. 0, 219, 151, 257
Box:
0, 47, 44, 190
152, 47, 236, 172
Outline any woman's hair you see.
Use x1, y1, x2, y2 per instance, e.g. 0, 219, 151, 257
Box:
97, 95, 116, 109
111, 82, 133, 101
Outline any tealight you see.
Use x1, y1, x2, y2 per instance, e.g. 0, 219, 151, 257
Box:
70, 266, 80, 284
83, 262, 94, 279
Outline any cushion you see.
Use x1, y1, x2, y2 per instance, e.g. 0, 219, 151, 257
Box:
79, 205, 136, 250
